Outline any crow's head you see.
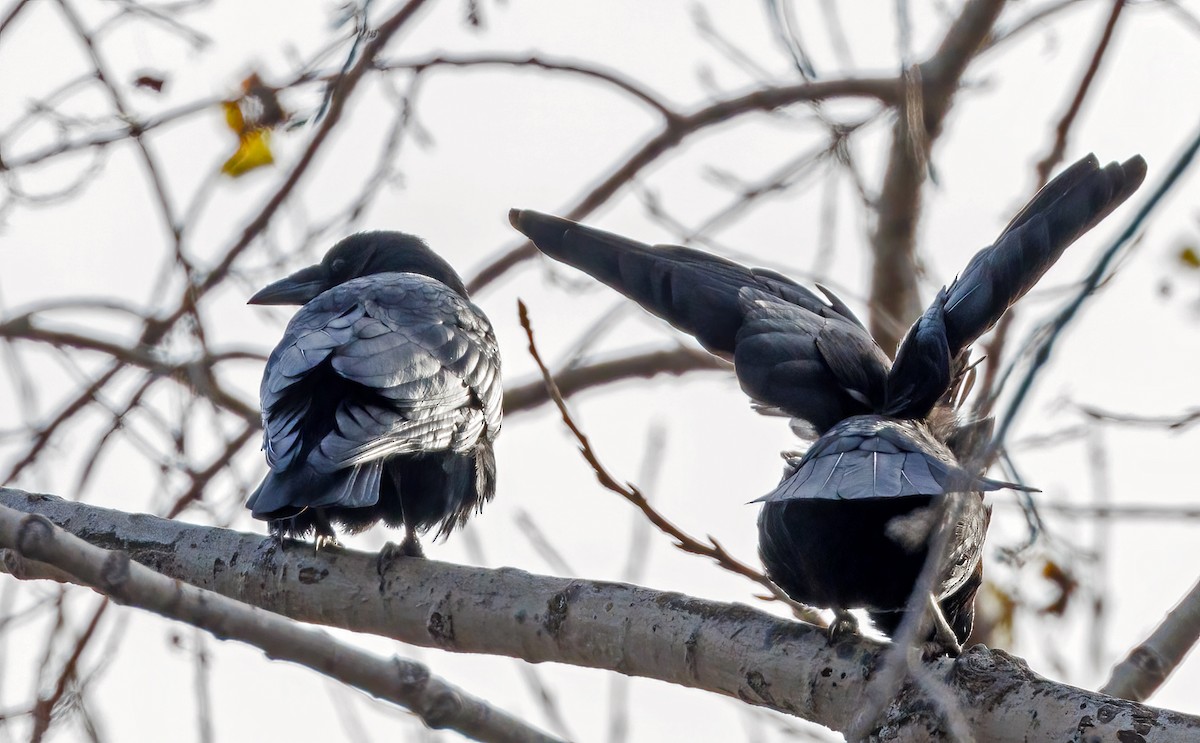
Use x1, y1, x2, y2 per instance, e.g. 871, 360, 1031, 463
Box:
249, 231, 468, 305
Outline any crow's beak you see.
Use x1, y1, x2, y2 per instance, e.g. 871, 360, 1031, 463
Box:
248, 264, 328, 305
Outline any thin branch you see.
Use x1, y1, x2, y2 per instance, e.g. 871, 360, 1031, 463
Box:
608, 423, 666, 743
468, 76, 901, 293
377, 53, 678, 119
516, 300, 810, 613
1078, 404, 1200, 431
0, 0, 33, 40
1034, 0, 1127, 185
845, 494, 971, 739
985, 0, 1090, 53
0, 317, 262, 423
993, 122, 1200, 448
1016, 503, 1200, 520
868, 0, 1007, 352
165, 424, 258, 519
977, 0, 1131, 418
3, 363, 123, 483
161, 0, 437, 319
0, 504, 564, 743
503, 346, 729, 416
29, 599, 110, 743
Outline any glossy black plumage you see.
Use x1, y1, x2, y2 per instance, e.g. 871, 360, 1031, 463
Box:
247, 232, 501, 549
512, 154, 1146, 650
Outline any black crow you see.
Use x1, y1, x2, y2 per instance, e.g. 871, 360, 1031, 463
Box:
511, 153, 1146, 653
246, 232, 502, 555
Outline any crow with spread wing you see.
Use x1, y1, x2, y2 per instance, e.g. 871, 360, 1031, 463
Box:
247, 232, 501, 556
511, 153, 1145, 653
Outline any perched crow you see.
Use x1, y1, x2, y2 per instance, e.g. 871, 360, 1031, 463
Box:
511, 153, 1146, 653
246, 232, 502, 555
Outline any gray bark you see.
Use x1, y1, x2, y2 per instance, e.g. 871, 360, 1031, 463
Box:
2, 487, 1196, 741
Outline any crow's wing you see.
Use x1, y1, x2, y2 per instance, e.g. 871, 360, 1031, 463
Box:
886, 154, 1148, 417
260, 272, 501, 475
511, 209, 887, 432
734, 289, 890, 432
755, 416, 1026, 502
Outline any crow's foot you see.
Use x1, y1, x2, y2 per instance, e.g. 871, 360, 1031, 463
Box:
376, 533, 425, 580
922, 594, 963, 659
827, 609, 860, 643
313, 533, 342, 551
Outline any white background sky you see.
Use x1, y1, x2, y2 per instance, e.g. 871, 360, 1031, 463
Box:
2, 1, 1200, 741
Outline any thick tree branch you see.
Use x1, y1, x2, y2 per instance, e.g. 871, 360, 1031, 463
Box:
1103, 576, 1200, 702
0, 502, 562, 743
2, 488, 1197, 741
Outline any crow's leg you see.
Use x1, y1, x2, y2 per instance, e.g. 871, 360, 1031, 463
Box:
376, 524, 425, 579
268, 520, 287, 549
827, 609, 860, 642
923, 593, 964, 658
397, 523, 425, 558
311, 511, 341, 551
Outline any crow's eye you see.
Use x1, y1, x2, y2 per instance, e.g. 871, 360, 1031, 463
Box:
330, 257, 347, 275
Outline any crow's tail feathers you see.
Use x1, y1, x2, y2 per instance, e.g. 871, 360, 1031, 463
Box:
247, 462, 382, 521
510, 209, 887, 432
511, 209, 768, 357
510, 209, 860, 359
941, 154, 1147, 359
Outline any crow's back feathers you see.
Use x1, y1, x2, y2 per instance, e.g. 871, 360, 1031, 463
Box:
248, 233, 501, 543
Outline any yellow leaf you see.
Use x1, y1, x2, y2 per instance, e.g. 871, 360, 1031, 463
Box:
221, 129, 274, 177
223, 100, 245, 134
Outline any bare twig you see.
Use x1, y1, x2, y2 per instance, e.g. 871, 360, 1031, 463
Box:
4, 364, 123, 482
1010, 502, 1200, 520
1035, 0, 1127, 186
1077, 404, 1200, 431
517, 300, 818, 617
377, 53, 677, 119
0, 0, 33, 39
468, 76, 901, 293
607, 423, 666, 743
868, 0, 1007, 352
985, 0, 1090, 53
993, 123, 1200, 448
969, 0, 1131, 417
503, 346, 729, 416
191, 629, 214, 743
165, 424, 259, 519
28, 599, 110, 743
